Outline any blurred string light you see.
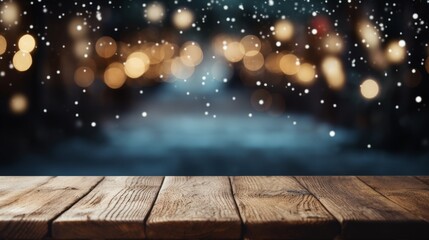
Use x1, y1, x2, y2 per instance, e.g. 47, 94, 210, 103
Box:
180, 41, 203, 67
296, 63, 316, 85
385, 40, 406, 64
321, 56, 345, 90
172, 8, 194, 30
95, 36, 117, 58
124, 51, 150, 78
145, 2, 165, 22
13, 51, 32, 72
1, 2, 19, 25
74, 66, 95, 88
9, 93, 28, 114
280, 54, 300, 75
273, 19, 294, 41
104, 62, 126, 89
360, 79, 380, 100
18, 34, 36, 53
0, 34, 6, 54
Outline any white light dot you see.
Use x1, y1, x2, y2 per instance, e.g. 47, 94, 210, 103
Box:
329, 130, 336, 137
416, 96, 422, 103
413, 13, 419, 19
275, 41, 281, 47
142, 112, 147, 117
398, 40, 406, 47
367, 144, 372, 149
311, 29, 318, 35
258, 99, 264, 105
43, 108, 47, 113
91, 122, 96, 127
248, 113, 253, 118
115, 115, 120, 119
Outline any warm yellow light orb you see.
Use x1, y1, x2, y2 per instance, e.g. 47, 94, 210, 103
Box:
0, 34, 7, 55
172, 8, 194, 30
1, 3, 19, 25
296, 63, 316, 84
240, 35, 261, 56
223, 41, 245, 62
243, 52, 264, 71
385, 40, 406, 64
146, 2, 165, 22
124, 52, 150, 78
360, 79, 380, 99
95, 36, 117, 58
171, 57, 194, 79
9, 93, 28, 114
279, 54, 300, 75
104, 62, 126, 89
180, 41, 203, 67
74, 66, 95, 88
18, 34, 36, 53
274, 19, 294, 41
13, 51, 33, 72
321, 56, 345, 90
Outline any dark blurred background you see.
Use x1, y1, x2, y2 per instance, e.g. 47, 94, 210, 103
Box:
1, 0, 429, 175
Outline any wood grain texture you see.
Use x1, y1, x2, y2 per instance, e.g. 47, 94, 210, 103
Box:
0, 177, 52, 206
232, 176, 340, 239
296, 176, 429, 240
0, 176, 102, 239
417, 176, 429, 185
146, 176, 241, 239
359, 176, 429, 222
52, 176, 163, 239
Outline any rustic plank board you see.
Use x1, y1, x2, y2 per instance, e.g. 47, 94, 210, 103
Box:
231, 176, 340, 239
52, 176, 163, 239
0, 177, 53, 206
0, 176, 102, 239
417, 176, 429, 185
359, 176, 429, 222
296, 176, 429, 239
146, 176, 241, 239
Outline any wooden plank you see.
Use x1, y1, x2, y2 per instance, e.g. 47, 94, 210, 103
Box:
359, 176, 429, 222
146, 176, 241, 239
417, 176, 429, 185
52, 176, 163, 239
0, 176, 102, 239
296, 176, 429, 239
0, 177, 53, 206
232, 176, 340, 239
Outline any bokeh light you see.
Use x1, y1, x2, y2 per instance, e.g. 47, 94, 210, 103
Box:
274, 19, 294, 41
243, 52, 264, 71
240, 35, 261, 56
360, 78, 380, 99
296, 63, 316, 85
104, 62, 126, 89
321, 56, 345, 90
223, 41, 245, 63
18, 34, 36, 53
145, 2, 165, 22
172, 8, 194, 30
180, 41, 203, 67
95, 36, 117, 58
385, 40, 406, 64
1, 2, 19, 25
9, 93, 28, 115
74, 66, 95, 88
12, 51, 33, 72
124, 51, 150, 78
0, 34, 7, 55
280, 54, 300, 75
171, 57, 194, 79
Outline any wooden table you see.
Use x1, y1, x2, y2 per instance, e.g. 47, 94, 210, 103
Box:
0, 176, 428, 239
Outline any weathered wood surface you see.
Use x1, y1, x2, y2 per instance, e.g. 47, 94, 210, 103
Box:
359, 176, 429, 222
296, 176, 429, 239
0, 176, 102, 239
52, 176, 163, 239
231, 176, 339, 239
146, 176, 241, 239
1, 176, 429, 239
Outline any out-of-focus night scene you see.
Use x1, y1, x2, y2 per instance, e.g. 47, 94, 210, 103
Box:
1, 0, 429, 175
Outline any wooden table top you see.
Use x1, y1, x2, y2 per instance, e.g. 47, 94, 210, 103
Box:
0, 176, 428, 239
